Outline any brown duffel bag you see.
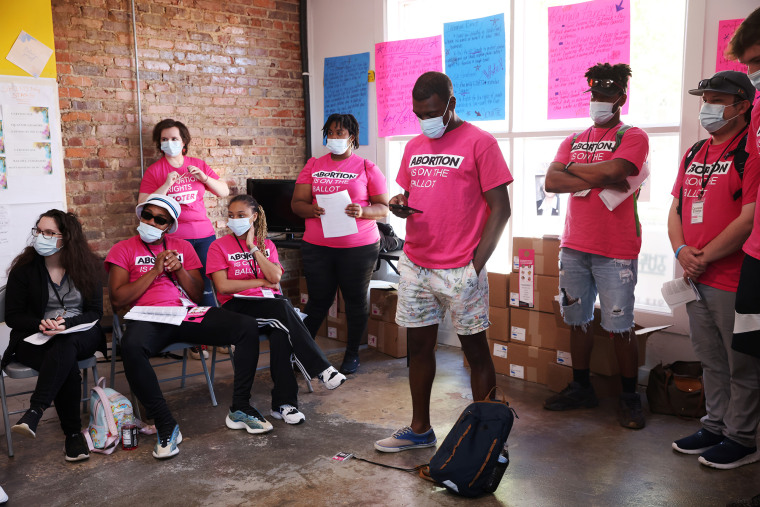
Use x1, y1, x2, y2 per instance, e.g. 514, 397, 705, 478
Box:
646, 361, 706, 418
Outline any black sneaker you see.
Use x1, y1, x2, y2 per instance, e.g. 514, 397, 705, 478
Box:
673, 428, 724, 454
544, 381, 598, 411
698, 438, 760, 470
65, 433, 90, 462
618, 392, 645, 429
339, 353, 360, 375
11, 408, 42, 438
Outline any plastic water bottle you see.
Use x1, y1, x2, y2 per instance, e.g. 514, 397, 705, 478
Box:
121, 414, 138, 451
483, 443, 510, 493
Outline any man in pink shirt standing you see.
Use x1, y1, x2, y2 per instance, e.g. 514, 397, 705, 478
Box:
375, 71, 512, 452
544, 63, 650, 429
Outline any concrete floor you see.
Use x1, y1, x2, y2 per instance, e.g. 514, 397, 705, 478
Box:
1, 340, 758, 507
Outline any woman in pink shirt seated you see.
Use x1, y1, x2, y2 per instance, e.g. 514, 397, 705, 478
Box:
207, 195, 347, 425
291, 114, 389, 374
138, 119, 229, 321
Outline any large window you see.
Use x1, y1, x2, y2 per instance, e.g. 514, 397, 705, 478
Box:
385, 0, 687, 314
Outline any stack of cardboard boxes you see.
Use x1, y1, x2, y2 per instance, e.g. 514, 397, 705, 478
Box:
367, 287, 406, 358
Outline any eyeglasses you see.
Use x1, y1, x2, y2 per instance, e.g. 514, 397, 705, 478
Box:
697, 76, 748, 98
31, 228, 62, 240
140, 209, 171, 226
588, 78, 625, 91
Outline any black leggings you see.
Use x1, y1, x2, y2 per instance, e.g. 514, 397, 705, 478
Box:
301, 241, 380, 355
121, 307, 259, 432
223, 296, 332, 410
15, 327, 104, 435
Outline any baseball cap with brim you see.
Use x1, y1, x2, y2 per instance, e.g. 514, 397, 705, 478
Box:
135, 194, 181, 234
584, 78, 626, 97
688, 70, 756, 102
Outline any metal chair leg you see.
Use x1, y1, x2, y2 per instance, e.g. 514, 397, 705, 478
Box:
0, 374, 13, 457
198, 353, 217, 407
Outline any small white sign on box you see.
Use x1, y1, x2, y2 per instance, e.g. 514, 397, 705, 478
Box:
371, 304, 382, 316
328, 326, 337, 339
368, 334, 377, 347
510, 326, 526, 342
300, 293, 308, 304
510, 364, 525, 379
509, 292, 519, 306
556, 350, 572, 367
512, 256, 519, 271
492, 343, 508, 358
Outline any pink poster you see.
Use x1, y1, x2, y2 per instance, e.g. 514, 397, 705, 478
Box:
375, 36, 442, 137
547, 0, 630, 120
716, 19, 745, 73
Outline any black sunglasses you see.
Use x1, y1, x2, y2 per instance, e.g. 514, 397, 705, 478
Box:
588, 78, 624, 91
697, 76, 748, 98
141, 209, 171, 226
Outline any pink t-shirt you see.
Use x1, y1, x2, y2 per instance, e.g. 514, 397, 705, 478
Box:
206, 235, 283, 305
742, 101, 760, 260
296, 153, 387, 248
105, 235, 203, 307
672, 132, 760, 291
139, 156, 219, 240
553, 123, 649, 259
396, 122, 513, 269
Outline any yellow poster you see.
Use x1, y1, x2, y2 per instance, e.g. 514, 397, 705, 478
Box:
0, 0, 57, 78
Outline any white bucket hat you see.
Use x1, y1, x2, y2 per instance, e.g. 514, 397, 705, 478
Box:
135, 194, 181, 234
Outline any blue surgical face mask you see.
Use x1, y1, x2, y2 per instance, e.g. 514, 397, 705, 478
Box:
33, 235, 61, 257
699, 102, 740, 133
137, 221, 166, 243
748, 68, 760, 91
326, 138, 350, 155
161, 140, 183, 157
589, 99, 619, 124
418, 97, 452, 139
227, 217, 252, 236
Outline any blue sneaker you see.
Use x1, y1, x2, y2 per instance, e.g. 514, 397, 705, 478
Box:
374, 426, 437, 453
672, 428, 724, 455
153, 425, 182, 459
698, 438, 760, 470
226, 407, 273, 434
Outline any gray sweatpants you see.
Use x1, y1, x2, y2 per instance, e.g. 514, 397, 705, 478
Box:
686, 283, 760, 448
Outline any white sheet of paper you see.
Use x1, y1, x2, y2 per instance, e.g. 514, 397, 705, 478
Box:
6, 31, 54, 78
599, 163, 651, 211
661, 277, 700, 310
316, 191, 358, 238
124, 306, 187, 326
23, 320, 99, 346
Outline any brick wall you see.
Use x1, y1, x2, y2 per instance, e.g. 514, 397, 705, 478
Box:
52, 0, 306, 299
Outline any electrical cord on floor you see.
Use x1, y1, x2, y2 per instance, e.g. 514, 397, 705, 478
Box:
350, 455, 429, 473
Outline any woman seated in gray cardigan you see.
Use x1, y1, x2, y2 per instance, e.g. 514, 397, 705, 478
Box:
2, 209, 105, 463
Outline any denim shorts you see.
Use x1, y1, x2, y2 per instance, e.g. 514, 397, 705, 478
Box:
395, 254, 489, 335
558, 247, 637, 332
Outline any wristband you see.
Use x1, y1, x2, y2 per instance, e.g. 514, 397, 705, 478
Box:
250, 245, 259, 254
563, 161, 575, 173
675, 244, 687, 259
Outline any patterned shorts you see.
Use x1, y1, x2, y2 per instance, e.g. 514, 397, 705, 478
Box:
395, 254, 489, 336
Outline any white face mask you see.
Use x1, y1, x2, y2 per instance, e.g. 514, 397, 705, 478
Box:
227, 217, 252, 236
137, 221, 166, 243
161, 140, 183, 157
418, 97, 452, 139
699, 102, 741, 133
33, 234, 61, 257
749, 68, 760, 91
589, 99, 619, 124
326, 138, 350, 155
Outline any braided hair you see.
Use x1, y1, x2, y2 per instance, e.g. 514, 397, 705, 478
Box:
229, 194, 268, 251
584, 63, 632, 92
322, 114, 360, 150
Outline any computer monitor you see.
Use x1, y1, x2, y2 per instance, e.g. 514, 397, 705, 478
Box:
246, 179, 305, 236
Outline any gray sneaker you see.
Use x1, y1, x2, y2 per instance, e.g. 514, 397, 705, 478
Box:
544, 382, 598, 411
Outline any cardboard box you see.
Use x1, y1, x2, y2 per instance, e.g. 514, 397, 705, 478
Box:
337, 288, 346, 314
327, 312, 368, 344
488, 339, 509, 375
379, 322, 407, 358
546, 362, 622, 397
367, 319, 382, 350
488, 272, 509, 308
370, 287, 398, 323
509, 273, 558, 314
486, 306, 510, 341
509, 307, 570, 350
512, 237, 561, 277
299, 277, 309, 305
505, 343, 555, 385
546, 362, 574, 393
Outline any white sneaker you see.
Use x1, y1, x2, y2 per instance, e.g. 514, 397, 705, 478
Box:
0, 484, 8, 504
190, 347, 209, 360
318, 366, 346, 390
270, 404, 305, 425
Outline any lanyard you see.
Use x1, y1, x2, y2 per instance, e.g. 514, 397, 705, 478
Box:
579, 124, 619, 163
233, 235, 259, 278
46, 271, 71, 317
141, 239, 187, 295
699, 126, 747, 199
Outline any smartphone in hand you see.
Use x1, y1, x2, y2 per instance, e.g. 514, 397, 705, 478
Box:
389, 203, 423, 214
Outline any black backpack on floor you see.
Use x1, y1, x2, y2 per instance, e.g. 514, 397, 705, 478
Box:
427, 388, 517, 497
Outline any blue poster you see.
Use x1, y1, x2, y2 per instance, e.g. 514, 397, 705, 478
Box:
323, 52, 369, 146
444, 14, 506, 121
